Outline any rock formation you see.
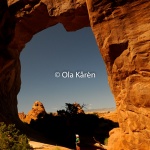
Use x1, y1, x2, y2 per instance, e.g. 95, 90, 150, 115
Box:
0, 0, 149, 149
97, 111, 118, 123
19, 101, 46, 123
18, 112, 26, 121
86, 1, 150, 149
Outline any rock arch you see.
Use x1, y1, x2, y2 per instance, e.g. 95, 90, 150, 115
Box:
0, 0, 150, 149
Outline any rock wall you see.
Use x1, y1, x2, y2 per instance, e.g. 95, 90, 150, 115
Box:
0, 0, 149, 149
0, 0, 20, 123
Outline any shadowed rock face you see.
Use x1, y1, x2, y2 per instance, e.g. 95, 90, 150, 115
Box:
0, 0, 150, 149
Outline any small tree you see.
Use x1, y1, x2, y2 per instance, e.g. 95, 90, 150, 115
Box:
57, 103, 85, 116
0, 122, 32, 150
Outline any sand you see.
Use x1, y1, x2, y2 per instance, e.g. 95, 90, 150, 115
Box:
29, 141, 71, 150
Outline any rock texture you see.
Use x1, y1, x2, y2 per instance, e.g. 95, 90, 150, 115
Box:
97, 111, 118, 123
86, 1, 150, 149
0, 0, 149, 149
18, 112, 26, 121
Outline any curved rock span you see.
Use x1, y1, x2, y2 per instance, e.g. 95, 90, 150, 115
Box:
0, 0, 150, 149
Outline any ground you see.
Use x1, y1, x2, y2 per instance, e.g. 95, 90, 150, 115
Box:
29, 140, 70, 150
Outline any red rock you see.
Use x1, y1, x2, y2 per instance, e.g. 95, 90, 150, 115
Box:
86, 0, 150, 149
18, 112, 26, 121
24, 101, 46, 123
0, 0, 149, 149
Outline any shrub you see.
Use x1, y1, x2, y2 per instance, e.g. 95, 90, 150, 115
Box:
0, 122, 32, 150
104, 137, 108, 145
57, 103, 85, 116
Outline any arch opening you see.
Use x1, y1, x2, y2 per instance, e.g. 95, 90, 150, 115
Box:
18, 23, 115, 114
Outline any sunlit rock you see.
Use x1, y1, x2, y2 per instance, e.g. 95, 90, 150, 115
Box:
0, 0, 149, 149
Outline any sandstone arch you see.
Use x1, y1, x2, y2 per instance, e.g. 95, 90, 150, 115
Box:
0, 0, 150, 149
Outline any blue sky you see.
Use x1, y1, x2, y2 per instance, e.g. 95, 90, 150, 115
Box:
17, 23, 115, 113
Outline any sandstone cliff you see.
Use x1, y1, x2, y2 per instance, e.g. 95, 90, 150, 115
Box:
0, 0, 149, 149
86, 1, 150, 149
